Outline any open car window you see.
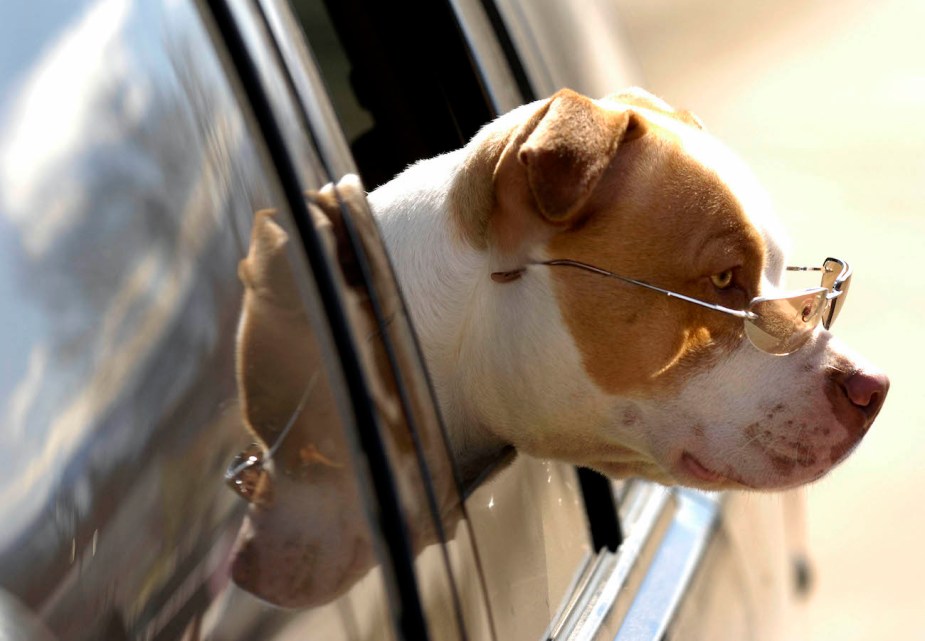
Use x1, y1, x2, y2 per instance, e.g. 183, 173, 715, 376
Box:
281, 1, 613, 639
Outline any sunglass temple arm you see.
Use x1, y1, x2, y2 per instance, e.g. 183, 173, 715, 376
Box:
536, 259, 758, 320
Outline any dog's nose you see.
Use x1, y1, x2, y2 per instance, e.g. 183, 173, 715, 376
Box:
841, 370, 890, 421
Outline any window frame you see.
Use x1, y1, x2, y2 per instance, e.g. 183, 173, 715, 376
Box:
249, 0, 634, 632
201, 1, 436, 639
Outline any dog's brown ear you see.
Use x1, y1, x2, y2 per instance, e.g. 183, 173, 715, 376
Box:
515, 89, 644, 224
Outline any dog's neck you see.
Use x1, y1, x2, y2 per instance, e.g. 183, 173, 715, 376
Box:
369, 150, 519, 483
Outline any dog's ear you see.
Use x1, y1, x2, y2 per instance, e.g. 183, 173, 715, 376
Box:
503, 89, 645, 225
238, 209, 301, 310
606, 87, 704, 130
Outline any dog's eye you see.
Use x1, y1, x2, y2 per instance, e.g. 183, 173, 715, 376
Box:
710, 270, 734, 289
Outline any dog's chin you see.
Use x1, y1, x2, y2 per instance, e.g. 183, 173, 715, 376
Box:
586, 442, 838, 491
669, 448, 839, 492
590, 456, 755, 491
668, 464, 773, 492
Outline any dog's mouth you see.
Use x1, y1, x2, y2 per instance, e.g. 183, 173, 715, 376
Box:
680, 452, 725, 484
678, 452, 753, 489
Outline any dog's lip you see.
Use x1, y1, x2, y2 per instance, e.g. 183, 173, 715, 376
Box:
680, 452, 727, 484
678, 451, 755, 489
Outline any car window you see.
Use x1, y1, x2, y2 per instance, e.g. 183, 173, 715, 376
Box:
214, 0, 507, 638
281, 1, 612, 639
289, 0, 495, 189
0, 0, 403, 638
490, 0, 640, 99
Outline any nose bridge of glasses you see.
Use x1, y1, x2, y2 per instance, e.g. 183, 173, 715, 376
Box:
787, 258, 851, 298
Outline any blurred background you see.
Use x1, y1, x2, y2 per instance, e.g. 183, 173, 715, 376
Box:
611, 0, 925, 638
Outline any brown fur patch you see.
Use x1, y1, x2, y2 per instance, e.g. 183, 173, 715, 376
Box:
517, 90, 638, 223
449, 90, 765, 395
545, 120, 766, 395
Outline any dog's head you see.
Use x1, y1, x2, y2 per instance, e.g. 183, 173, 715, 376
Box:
451, 88, 889, 490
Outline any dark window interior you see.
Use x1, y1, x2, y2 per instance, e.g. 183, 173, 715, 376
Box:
289, 0, 496, 188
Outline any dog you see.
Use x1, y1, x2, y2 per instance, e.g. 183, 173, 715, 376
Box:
231, 87, 889, 608
367, 86, 888, 490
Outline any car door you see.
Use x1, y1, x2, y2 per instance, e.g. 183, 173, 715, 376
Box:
0, 0, 470, 638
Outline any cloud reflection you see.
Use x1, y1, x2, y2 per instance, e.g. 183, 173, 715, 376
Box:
0, 0, 247, 559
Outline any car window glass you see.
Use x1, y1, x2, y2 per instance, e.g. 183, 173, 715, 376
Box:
491, 0, 639, 98
289, 0, 494, 189
217, 1, 497, 638
0, 0, 402, 638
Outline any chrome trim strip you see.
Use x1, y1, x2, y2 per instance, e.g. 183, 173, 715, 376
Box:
564, 487, 673, 641
545, 551, 595, 640
613, 490, 720, 641
548, 485, 674, 641
545, 488, 720, 641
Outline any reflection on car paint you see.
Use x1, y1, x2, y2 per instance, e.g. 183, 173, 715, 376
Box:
225, 178, 488, 639
229, 205, 378, 608
0, 0, 398, 638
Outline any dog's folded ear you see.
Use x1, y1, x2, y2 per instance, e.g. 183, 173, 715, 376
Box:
238, 209, 299, 308
513, 88, 644, 224
451, 88, 647, 252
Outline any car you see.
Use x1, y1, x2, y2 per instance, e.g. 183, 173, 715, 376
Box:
0, 0, 809, 639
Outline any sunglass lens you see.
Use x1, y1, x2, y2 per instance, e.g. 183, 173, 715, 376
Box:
745, 290, 827, 355
226, 443, 267, 502
821, 258, 851, 328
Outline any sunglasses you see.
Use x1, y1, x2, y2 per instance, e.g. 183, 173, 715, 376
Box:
225, 374, 317, 503
506, 257, 851, 356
